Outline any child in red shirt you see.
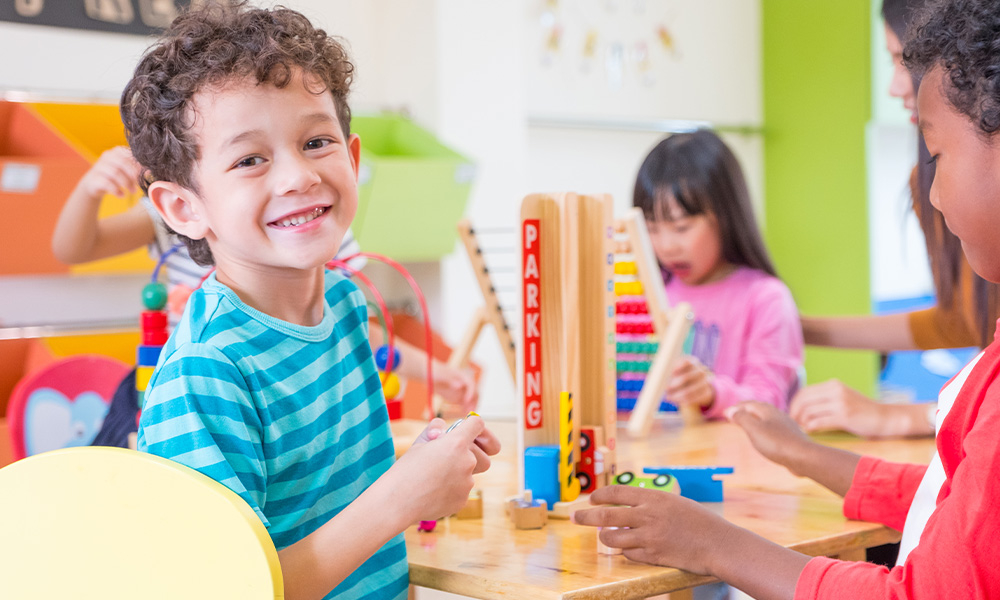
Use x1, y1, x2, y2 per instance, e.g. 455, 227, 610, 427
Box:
573, 1, 1000, 597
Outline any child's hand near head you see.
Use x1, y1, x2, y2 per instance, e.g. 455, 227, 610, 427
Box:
387, 415, 500, 523
51, 145, 155, 265
76, 146, 142, 200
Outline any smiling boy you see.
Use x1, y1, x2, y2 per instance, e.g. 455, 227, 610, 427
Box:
123, 5, 499, 600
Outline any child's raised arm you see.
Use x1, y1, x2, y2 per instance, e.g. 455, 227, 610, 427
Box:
51, 146, 156, 264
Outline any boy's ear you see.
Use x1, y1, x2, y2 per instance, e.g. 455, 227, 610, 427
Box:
348, 133, 361, 181
148, 181, 209, 241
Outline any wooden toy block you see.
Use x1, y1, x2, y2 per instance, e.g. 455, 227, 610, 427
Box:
385, 399, 402, 421
141, 310, 167, 331
508, 496, 548, 530
136, 344, 162, 367
142, 329, 169, 346
558, 391, 581, 502
135, 365, 155, 392
453, 489, 483, 519
524, 445, 560, 510
549, 495, 591, 520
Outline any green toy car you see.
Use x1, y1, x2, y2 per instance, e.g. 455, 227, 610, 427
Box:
615, 471, 680, 494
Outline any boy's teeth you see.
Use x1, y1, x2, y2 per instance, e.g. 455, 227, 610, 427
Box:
277, 207, 324, 228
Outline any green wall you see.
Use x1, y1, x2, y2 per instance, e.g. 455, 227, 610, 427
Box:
762, 1, 879, 394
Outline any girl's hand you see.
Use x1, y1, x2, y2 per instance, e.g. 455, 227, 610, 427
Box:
667, 357, 715, 408
391, 416, 500, 522
572, 485, 733, 575
77, 146, 142, 201
434, 364, 479, 418
725, 401, 813, 475
789, 379, 884, 436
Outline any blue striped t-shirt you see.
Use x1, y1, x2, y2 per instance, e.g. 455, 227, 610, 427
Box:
138, 269, 407, 600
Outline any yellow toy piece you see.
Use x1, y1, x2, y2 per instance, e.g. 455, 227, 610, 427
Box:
558, 391, 581, 502
135, 365, 155, 391
381, 371, 401, 399
0, 447, 283, 599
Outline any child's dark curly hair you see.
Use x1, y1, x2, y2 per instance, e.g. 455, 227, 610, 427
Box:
904, 0, 1000, 135
120, 2, 355, 266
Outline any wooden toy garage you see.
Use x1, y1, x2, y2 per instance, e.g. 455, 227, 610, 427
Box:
517, 195, 695, 513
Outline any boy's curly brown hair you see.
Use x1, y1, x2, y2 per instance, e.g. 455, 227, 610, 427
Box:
904, 0, 1000, 136
120, 2, 355, 266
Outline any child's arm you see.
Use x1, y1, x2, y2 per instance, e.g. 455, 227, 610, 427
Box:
790, 380, 935, 438
51, 146, 156, 264
801, 313, 917, 351
277, 416, 500, 600
572, 402, 867, 600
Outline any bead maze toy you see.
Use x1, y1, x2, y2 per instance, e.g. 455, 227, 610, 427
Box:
613, 207, 698, 437
518, 192, 618, 515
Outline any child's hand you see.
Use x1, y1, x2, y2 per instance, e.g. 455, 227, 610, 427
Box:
725, 401, 813, 474
666, 357, 715, 408
76, 146, 142, 201
572, 485, 731, 575
789, 379, 885, 436
391, 415, 500, 522
434, 364, 479, 418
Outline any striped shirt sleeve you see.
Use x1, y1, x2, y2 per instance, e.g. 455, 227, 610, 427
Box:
138, 342, 269, 526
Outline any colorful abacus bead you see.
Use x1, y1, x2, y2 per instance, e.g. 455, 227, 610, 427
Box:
375, 345, 402, 372
142, 282, 168, 311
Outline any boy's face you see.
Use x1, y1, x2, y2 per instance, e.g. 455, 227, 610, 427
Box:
159, 70, 359, 277
919, 67, 1000, 283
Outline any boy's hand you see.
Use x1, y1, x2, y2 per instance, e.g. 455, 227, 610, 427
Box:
572, 485, 732, 575
667, 357, 715, 408
392, 415, 500, 522
434, 364, 479, 418
77, 146, 142, 201
725, 401, 813, 475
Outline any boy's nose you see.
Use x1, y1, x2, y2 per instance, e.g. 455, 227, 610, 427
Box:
274, 153, 322, 195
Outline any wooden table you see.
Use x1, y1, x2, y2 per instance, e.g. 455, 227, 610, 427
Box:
402, 416, 936, 599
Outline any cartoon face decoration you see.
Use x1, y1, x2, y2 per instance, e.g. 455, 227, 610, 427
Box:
8, 355, 130, 459
24, 389, 109, 455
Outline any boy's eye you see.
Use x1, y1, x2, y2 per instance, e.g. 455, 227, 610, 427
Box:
233, 156, 264, 169
304, 138, 333, 150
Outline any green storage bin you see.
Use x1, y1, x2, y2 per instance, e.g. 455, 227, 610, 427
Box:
350, 114, 475, 261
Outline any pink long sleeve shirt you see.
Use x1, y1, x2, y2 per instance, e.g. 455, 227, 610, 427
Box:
664, 266, 804, 419
794, 322, 1000, 599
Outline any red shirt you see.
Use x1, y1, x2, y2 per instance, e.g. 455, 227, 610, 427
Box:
795, 328, 1000, 599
